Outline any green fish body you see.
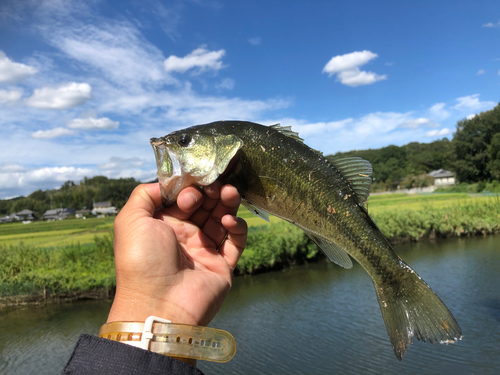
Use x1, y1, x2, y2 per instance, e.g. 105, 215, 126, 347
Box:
150, 120, 462, 360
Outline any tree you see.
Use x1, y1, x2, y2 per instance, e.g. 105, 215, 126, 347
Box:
487, 133, 500, 180
452, 103, 500, 182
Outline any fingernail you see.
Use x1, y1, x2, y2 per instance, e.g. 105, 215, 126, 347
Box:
187, 191, 198, 206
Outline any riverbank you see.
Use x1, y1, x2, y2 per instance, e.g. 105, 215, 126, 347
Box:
237, 196, 500, 274
1, 196, 499, 307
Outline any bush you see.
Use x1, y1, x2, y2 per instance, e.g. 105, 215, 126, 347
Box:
0, 233, 116, 297
235, 222, 320, 275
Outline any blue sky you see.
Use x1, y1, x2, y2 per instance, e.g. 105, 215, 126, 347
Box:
0, 0, 499, 198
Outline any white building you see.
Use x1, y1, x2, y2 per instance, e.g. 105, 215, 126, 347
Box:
92, 202, 118, 215
428, 169, 456, 186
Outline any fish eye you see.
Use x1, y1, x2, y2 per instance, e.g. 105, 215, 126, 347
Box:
178, 134, 191, 147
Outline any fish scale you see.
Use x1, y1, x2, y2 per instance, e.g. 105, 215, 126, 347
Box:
151, 120, 462, 361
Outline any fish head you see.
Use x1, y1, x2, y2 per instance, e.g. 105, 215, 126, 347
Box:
150, 126, 243, 206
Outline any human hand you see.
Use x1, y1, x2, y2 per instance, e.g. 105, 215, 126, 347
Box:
107, 182, 247, 327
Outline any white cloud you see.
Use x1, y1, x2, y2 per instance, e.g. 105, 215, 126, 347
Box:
428, 102, 451, 120
353, 112, 410, 136
322, 50, 387, 87
425, 128, 451, 138
25, 82, 91, 109
0, 51, 38, 83
31, 127, 75, 139
270, 112, 412, 146
483, 21, 500, 28
97, 157, 155, 181
164, 46, 226, 74
67, 117, 119, 130
0, 89, 22, 104
49, 24, 169, 88
248, 37, 261, 46
215, 78, 235, 90
28, 166, 94, 183
323, 51, 378, 74
466, 114, 477, 120
0, 165, 94, 192
477, 69, 485, 75
267, 118, 353, 137
453, 94, 495, 110
400, 118, 431, 129
98, 157, 144, 171
337, 69, 387, 87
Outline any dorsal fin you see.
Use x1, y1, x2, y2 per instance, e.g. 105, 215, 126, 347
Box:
270, 123, 304, 143
269, 123, 325, 157
329, 156, 373, 206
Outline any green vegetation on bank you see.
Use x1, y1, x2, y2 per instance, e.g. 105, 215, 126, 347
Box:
0, 235, 115, 298
1, 193, 499, 300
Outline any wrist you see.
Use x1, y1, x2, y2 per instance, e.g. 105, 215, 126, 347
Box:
107, 290, 201, 326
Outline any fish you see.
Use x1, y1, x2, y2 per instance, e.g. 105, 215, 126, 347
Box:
150, 120, 462, 360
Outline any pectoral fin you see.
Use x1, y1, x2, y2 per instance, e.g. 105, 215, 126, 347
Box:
241, 200, 270, 222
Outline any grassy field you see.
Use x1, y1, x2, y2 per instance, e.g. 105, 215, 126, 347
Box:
0, 217, 114, 247
366, 192, 496, 213
0, 192, 496, 248
1, 191, 499, 299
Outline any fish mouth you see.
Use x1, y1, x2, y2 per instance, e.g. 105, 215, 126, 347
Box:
151, 140, 185, 207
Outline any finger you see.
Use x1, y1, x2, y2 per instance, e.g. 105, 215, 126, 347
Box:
219, 215, 248, 272
201, 185, 241, 245
158, 185, 204, 221
189, 181, 222, 228
116, 183, 161, 223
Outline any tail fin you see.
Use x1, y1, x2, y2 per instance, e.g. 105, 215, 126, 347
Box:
374, 261, 462, 361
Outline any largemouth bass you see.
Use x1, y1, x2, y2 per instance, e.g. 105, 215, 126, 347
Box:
150, 120, 462, 360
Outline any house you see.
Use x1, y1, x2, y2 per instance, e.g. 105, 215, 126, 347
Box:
75, 209, 91, 219
428, 169, 456, 186
0, 210, 36, 223
16, 209, 36, 221
0, 215, 13, 223
92, 201, 117, 215
43, 208, 75, 221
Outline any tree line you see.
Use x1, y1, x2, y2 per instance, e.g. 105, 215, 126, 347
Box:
1, 102, 499, 217
329, 102, 500, 191
0, 176, 141, 218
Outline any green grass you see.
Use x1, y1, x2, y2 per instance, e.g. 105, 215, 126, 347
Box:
0, 217, 114, 247
366, 192, 494, 214
0, 235, 115, 297
371, 195, 500, 242
1, 192, 499, 297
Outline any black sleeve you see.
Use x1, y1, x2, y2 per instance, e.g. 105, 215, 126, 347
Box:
62, 334, 205, 375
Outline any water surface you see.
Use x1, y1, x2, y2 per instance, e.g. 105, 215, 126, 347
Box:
1, 235, 498, 374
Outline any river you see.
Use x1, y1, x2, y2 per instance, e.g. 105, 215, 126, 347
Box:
1, 235, 499, 374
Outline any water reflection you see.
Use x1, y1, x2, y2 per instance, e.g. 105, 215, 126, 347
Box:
0, 235, 499, 374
